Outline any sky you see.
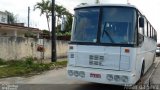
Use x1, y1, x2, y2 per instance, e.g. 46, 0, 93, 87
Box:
0, 0, 160, 42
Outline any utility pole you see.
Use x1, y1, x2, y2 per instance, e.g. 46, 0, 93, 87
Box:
51, 0, 57, 62
28, 6, 30, 27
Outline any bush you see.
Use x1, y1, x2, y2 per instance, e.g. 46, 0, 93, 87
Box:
0, 58, 6, 65
56, 31, 71, 36
25, 57, 34, 67
29, 63, 52, 72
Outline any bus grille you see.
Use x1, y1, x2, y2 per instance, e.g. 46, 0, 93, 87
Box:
89, 55, 104, 66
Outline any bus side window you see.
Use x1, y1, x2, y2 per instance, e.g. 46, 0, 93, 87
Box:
153, 29, 155, 40
150, 26, 152, 38
138, 16, 144, 45
151, 27, 153, 38
150, 25, 152, 38
148, 23, 150, 38
154, 30, 157, 41
144, 19, 147, 36
155, 32, 157, 41
152, 28, 154, 39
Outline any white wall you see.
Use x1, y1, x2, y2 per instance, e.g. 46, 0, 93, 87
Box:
0, 12, 7, 23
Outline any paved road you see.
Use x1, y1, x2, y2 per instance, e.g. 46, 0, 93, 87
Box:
151, 57, 160, 84
0, 68, 124, 90
0, 68, 85, 84
0, 57, 159, 90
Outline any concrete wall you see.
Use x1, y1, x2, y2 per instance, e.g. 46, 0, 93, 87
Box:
0, 37, 68, 60
0, 30, 16, 37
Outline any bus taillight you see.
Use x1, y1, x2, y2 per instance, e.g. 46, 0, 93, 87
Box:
125, 48, 130, 53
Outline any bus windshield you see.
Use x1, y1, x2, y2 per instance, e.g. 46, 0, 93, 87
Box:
71, 8, 99, 42
71, 7, 136, 44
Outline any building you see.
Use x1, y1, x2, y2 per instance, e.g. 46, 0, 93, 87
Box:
0, 11, 42, 38
0, 11, 8, 24
0, 23, 42, 38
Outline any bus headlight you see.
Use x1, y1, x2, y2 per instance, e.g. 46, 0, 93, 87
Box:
68, 70, 73, 76
114, 75, 120, 81
106, 74, 113, 81
74, 71, 79, 77
121, 76, 128, 82
79, 71, 85, 78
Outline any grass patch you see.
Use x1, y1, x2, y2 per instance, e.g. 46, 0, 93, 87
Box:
0, 58, 67, 78
52, 61, 67, 67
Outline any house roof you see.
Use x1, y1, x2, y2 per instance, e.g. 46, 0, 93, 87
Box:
0, 11, 7, 15
0, 23, 42, 33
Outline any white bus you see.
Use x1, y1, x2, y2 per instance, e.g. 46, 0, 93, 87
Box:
67, 4, 157, 86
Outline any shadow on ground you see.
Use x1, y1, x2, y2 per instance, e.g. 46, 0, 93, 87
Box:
17, 83, 127, 90
72, 83, 126, 90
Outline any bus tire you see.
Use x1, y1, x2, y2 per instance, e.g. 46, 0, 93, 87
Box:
140, 62, 145, 77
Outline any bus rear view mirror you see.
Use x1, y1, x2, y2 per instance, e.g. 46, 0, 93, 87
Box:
139, 17, 144, 28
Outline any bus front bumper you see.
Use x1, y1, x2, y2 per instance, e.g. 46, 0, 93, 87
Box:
67, 66, 137, 86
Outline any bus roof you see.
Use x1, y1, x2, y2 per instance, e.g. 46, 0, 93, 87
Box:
74, 4, 144, 16
75, 4, 137, 10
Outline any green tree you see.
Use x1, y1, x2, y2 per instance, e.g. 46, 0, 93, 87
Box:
34, 0, 51, 35
54, 4, 72, 32
34, 1, 72, 35
55, 4, 68, 27
64, 14, 73, 32
5, 11, 17, 24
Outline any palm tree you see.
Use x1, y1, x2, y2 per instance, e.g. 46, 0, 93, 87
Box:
65, 14, 73, 32
55, 4, 67, 27
34, 0, 51, 60
5, 11, 17, 24
34, 0, 51, 34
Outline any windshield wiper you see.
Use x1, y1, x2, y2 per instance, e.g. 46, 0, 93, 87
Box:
102, 22, 114, 43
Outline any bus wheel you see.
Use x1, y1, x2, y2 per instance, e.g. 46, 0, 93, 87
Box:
140, 62, 145, 77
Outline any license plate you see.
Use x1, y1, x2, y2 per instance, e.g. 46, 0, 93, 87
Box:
90, 73, 101, 78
